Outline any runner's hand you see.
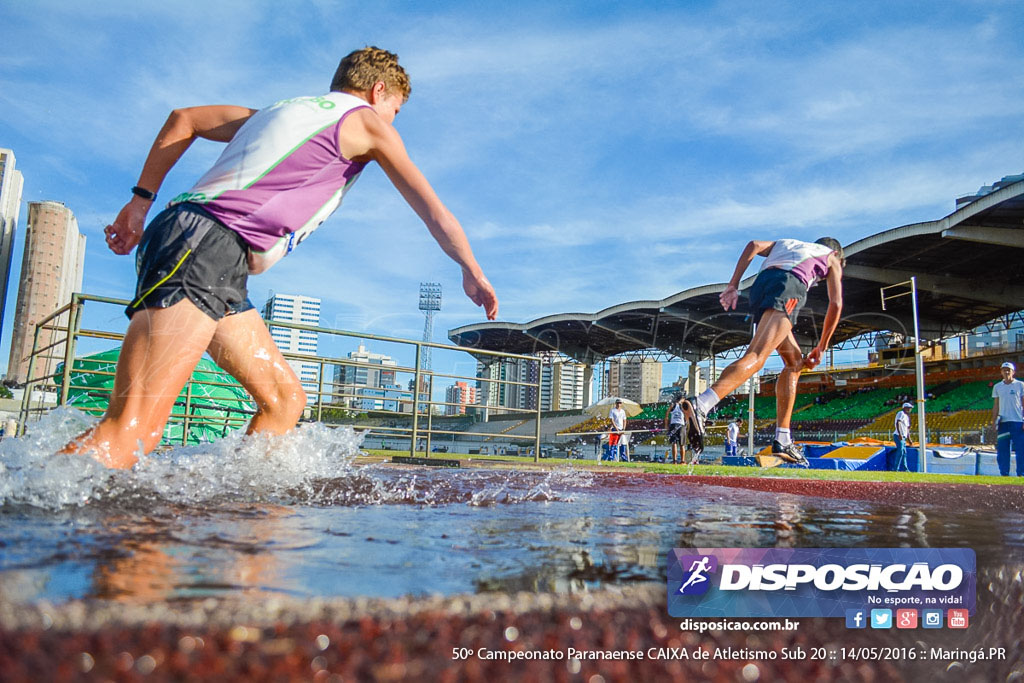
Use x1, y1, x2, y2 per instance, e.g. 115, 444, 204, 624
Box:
104, 199, 150, 255
463, 268, 499, 320
719, 285, 739, 311
803, 346, 824, 369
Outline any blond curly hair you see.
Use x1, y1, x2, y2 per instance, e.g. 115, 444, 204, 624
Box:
330, 46, 411, 100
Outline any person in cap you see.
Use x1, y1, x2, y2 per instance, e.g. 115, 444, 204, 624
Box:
891, 402, 913, 472
608, 399, 628, 461
992, 361, 1024, 477
726, 418, 741, 458
684, 237, 845, 465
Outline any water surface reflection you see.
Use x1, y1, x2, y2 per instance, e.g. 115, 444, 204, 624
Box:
1, 470, 1020, 604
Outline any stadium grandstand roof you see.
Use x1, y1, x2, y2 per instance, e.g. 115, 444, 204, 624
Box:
450, 177, 1024, 364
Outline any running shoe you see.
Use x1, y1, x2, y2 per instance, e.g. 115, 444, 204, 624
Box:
685, 399, 707, 455
772, 440, 808, 466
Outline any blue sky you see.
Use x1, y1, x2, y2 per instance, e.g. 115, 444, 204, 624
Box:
2, 0, 1023, 386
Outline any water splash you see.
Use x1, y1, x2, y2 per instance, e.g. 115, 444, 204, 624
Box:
0, 408, 111, 509
467, 467, 595, 506
0, 409, 594, 511
0, 408, 366, 510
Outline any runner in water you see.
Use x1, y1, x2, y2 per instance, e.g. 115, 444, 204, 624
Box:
684, 238, 844, 464
60, 47, 498, 468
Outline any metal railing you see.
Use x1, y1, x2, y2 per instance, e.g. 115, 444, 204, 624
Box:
17, 293, 544, 461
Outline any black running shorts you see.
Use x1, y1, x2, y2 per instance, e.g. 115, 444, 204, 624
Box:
126, 203, 254, 320
748, 268, 807, 326
667, 423, 684, 445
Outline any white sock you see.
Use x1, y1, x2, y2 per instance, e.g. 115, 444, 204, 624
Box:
695, 388, 720, 415
775, 428, 791, 446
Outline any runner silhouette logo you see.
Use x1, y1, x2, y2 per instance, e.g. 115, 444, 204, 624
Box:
677, 555, 718, 595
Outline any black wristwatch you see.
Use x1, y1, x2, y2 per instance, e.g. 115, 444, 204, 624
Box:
131, 185, 157, 201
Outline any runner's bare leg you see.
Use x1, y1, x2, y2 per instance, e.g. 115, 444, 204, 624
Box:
59, 299, 218, 468
775, 330, 804, 430
205, 309, 307, 435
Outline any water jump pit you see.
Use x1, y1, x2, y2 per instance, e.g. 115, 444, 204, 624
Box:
0, 410, 1022, 681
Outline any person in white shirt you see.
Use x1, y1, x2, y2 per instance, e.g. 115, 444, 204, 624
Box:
663, 395, 686, 465
726, 419, 740, 458
608, 400, 628, 462
992, 361, 1024, 477
891, 402, 913, 472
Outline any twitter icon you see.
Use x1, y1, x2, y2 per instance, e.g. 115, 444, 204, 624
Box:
870, 609, 893, 629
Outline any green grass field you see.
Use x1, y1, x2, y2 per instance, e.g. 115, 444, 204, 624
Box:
360, 449, 1021, 486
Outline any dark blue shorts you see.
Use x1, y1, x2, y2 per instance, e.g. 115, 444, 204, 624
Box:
126, 203, 254, 321
748, 268, 807, 326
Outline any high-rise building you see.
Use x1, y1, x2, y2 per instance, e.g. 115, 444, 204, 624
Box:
334, 343, 405, 411
445, 380, 477, 415
7, 201, 85, 384
476, 357, 540, 415
0, 149, 24, 346
261, 293, 321, 403
605, 357, 662, 404
539, 353, 586, 411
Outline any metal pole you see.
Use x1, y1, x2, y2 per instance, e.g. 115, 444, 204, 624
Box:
425, 372, 434, 456
410, 344, 422, 456
183, 381, 193, 445
911, 277, 928, 472
534, 356, 542, 463
58, 296, 82, 406
18, 322, 45, 435
316, 360, 324, 423
747, 375, 755, 456
747, 323, 756, 457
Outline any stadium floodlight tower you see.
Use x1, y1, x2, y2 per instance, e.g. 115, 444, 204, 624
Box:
418, 282, 442, 372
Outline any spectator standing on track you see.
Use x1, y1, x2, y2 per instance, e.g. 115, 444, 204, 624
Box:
891, 402, 913, 472
608, 399, 627, 462
992, 362, 1024, 477
726, 419, 740, 458
663, 395, 686, 465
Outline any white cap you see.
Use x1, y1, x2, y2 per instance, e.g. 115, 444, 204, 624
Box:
1001, 362, 1015, 371
902, 402, 912, 409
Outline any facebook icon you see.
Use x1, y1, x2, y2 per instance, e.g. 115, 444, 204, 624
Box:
845, 609, 867, 629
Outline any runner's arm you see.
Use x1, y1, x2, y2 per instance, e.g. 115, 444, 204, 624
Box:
368, 119, 498, 319
720, 240, 775, 310
105, 105, 257, 255
804, 256, 844, 368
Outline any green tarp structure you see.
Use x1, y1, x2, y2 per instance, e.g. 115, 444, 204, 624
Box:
58, 347, 255, 445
